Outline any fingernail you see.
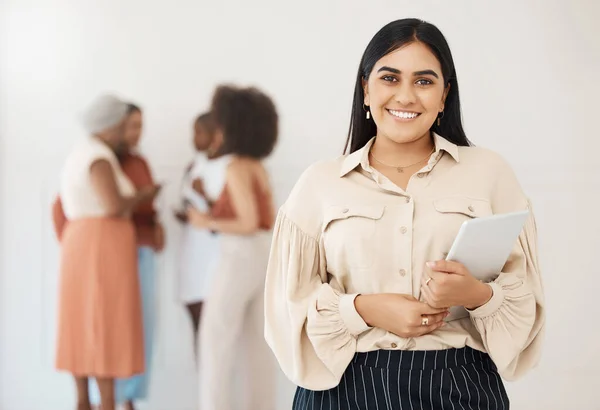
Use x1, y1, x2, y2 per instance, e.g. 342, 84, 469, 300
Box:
426, 261, 436, 268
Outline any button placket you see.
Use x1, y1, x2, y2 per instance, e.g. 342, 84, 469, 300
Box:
397, 199, 413, 292
369, 168, 407, 196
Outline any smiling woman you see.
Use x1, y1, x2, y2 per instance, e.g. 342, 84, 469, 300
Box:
346, 19, 470, 156
367, 53, 447, 137
265, 18, 545, 410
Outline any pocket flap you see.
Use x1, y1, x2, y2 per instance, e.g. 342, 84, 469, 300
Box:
433, 196, 491, 217
323, 205, 385, 231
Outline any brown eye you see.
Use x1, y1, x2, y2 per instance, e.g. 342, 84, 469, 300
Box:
416, 79, 433, 86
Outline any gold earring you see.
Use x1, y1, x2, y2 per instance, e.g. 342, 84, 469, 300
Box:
437, 111, 444, 126
363, 103, 370, 120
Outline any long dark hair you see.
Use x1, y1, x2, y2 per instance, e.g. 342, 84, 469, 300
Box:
345, 18, 470, 154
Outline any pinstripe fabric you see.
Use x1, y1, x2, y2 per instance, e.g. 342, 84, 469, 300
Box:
292, 347, 509, 410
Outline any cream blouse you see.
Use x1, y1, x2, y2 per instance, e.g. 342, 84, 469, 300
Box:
264, 133, 545, 391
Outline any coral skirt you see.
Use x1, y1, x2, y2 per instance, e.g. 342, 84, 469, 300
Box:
55, 217, 144, 378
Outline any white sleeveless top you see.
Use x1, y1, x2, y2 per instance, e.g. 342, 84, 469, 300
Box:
176, 154, 232, 303
202, 154, 233, 201
180, 152, 210, 212
60, 137, 135, 219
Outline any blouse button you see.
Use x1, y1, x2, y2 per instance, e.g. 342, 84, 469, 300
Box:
417, 173, 425, 178
398, 269, 407, 277
391, 343, 398, 348
342, 208, 349, 213
400, 226, 408, 234
468, 205, 475, 212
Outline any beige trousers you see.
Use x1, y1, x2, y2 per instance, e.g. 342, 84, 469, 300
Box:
199, 232, 276, 410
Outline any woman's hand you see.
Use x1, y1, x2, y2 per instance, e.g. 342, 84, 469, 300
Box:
138, 184, 162, 202
355, 293, 449, 338
173, 209, 188, 223
187, 207, 211, 229
420, 260, 493, 310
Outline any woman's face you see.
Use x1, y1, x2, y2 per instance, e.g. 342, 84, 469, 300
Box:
363, 41, 449, 144
194, 122, 215, 152
124, 110, 143, 149
100, 118, 128, 152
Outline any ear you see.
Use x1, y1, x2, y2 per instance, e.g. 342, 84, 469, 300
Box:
441, 82, 451, 112
362, 77, 370, 106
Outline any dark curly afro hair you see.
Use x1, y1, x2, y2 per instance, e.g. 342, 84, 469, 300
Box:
211, 85, 278, 159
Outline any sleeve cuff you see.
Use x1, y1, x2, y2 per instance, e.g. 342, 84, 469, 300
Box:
339, 293, 372, 337
468, 282, 505, 318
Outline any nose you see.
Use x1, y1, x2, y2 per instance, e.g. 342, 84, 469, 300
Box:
394, 82, 417, 106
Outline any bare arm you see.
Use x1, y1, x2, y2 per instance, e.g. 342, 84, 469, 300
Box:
51, 196, 68, 241
212, 160, 259, 234
89, 159, 149, 217
256, 163, 275, 228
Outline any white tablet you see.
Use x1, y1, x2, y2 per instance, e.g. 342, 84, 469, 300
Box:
445, 210, 529, 280
443, 210, 529, 321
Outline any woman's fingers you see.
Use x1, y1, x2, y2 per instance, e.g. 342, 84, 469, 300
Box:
416, 299, 448, 315
415, 320, 445, 336
408, 310, 447, 329
423, 311, 449, 326
427, 260, 467, 275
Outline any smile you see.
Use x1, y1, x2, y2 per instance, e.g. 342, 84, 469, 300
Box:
387, 109, 420, 120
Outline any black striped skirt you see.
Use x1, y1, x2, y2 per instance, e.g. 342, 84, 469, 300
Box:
293, 347, 508, 410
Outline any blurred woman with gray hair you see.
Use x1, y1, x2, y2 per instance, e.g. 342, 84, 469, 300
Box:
55, 94, 160, 410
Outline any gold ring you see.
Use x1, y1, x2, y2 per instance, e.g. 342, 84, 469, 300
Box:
421, 317, 429, 326
425, 277, 432, 286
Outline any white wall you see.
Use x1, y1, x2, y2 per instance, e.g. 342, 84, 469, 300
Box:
1, 0, 599, 409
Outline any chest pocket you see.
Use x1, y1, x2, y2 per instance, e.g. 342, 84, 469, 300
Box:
432, 196, 493, 254
322, 205, 385, 269
433, 196, 492, 218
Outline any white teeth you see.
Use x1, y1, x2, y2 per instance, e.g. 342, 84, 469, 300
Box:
388, 110, 419, 119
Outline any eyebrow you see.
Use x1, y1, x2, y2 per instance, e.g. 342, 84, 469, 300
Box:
377, 66, 440, 79
377, 66, 401, 74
